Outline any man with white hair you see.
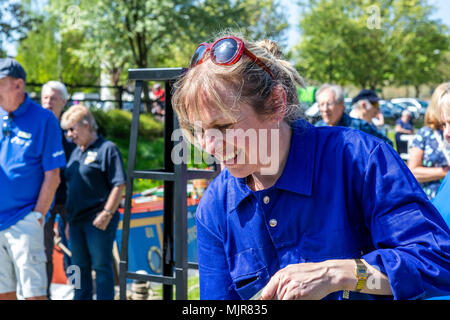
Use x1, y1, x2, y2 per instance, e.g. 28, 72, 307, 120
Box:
41, 80, 75, 299
41, 81, 70, 120
315, 85, 392, 146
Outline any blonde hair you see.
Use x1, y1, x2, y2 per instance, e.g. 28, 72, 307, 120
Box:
61, 104, 98, 132
172, 32, 305, 143
436, 82, 450, 120
425, 82, 450, 130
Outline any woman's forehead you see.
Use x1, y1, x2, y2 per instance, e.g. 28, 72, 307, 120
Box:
187, 84, 239, 125
187, 98, 236, 126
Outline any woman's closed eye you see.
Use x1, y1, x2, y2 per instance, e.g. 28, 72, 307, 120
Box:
215, 124, 232, 132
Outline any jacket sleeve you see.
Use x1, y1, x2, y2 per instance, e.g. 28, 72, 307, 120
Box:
196, 216, 240, 300
360, 142, 450, 299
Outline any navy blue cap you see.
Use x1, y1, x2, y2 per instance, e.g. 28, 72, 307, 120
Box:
0, 58, 26, 81
352, 89, 379, 105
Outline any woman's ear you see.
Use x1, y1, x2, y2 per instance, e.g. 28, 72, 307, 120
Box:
266, 84, 287, 124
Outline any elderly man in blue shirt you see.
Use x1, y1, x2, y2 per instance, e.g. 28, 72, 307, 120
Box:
315, 84, 392, 146
0, 59, 66, 300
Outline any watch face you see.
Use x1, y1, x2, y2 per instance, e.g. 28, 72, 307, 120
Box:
357, 267, 368, 276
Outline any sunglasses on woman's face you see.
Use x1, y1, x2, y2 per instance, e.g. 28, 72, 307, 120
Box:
189, 36, 275, 79
2, 113, 13, 137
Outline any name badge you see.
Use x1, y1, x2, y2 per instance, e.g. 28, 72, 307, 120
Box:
84, 151, 98, 165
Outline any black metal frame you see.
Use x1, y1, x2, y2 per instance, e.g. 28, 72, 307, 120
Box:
119, 68, 220, 300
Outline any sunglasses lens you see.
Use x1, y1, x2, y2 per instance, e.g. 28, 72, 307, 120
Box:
211, 38, 239, 64
190, 45, 207, 68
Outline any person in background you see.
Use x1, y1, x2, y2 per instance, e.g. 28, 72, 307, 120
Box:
172, 33, 450, 300
149, 83, 165, 119
61, 104, 126, 300
350, 89, 391, 144
408, 82, 450, 200
0, 58, 66, 300
395, 110, 414, 155
371, 109, 386, 136
315, 85, 392, 146
41, 80, 76, 299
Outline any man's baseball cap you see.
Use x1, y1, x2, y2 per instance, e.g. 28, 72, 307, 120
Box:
0, 58, 27, 81
352, 89, 379, 105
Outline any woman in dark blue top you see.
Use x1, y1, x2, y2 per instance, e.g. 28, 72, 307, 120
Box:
172, 34, 450, 300
61, 104, 126, 300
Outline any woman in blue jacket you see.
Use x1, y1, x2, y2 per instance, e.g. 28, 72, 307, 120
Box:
172, 33, 450, 300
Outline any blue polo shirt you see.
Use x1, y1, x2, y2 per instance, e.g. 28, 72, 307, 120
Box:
196, 119, 450, 300
0, 94, 66, 231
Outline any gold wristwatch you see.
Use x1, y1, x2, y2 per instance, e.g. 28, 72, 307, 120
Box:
355, 259, 368, 291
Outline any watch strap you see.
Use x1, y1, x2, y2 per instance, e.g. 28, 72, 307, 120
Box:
355, 259, 368, 292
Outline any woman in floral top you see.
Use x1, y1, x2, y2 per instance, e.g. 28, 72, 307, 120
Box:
408, 82, 450, 199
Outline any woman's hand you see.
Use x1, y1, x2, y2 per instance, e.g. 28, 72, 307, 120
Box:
261, 260, 355, 300
93, 210, 112, 231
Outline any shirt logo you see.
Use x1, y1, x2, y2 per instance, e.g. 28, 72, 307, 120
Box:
84, 151, 98, 165
11, 136, 31, 147
52, 150, 65, 158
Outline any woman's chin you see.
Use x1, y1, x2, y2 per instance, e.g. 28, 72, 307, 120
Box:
225, 163, 257, 179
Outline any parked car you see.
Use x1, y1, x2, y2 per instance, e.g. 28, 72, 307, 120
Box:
379, 100, 406, 119
344, 98, 353, 113
391, 98, 428, 118
378, 101, 394, 119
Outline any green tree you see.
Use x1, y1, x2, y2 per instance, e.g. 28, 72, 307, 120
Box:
15, 13, 100, 86
390, 0, 449, 96
0, 0, 40, 54
293, 0, 449, 91
50, 0, 289, 109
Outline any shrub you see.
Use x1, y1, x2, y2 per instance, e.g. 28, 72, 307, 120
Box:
90, 108, 164, 141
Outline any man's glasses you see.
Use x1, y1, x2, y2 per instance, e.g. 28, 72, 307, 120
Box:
2, 113, 13, 137
189, 36, 275, 79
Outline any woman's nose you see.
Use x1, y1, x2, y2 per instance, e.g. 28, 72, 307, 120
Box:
201, 129, 225, 157
202, 133, 216, 155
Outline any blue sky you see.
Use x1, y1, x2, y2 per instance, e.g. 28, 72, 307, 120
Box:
283, 0, 450, 49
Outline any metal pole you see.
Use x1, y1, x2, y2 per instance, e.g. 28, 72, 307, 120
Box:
162, 80, 175, 300
119, 80, 143, 300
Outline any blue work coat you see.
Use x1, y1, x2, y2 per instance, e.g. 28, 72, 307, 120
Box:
196, 120, 450, 300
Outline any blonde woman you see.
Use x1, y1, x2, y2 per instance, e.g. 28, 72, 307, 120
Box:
408, 82, 450, 199
171, 33, 450, 300
61, 104, 126, 300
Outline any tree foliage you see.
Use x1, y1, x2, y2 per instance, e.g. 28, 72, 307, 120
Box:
50, 0, 289, 80
293, 0, 449, 92
0, 0, 40, 53
15, 13, 100, 85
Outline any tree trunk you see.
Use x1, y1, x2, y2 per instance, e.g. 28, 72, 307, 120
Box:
414, 85, 420, 98
110, 67, 122, 108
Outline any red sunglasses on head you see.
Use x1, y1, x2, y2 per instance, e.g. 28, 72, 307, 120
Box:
189, 36, 275, 79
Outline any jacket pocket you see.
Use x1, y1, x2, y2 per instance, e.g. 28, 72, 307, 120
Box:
228, 248, 270, 300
